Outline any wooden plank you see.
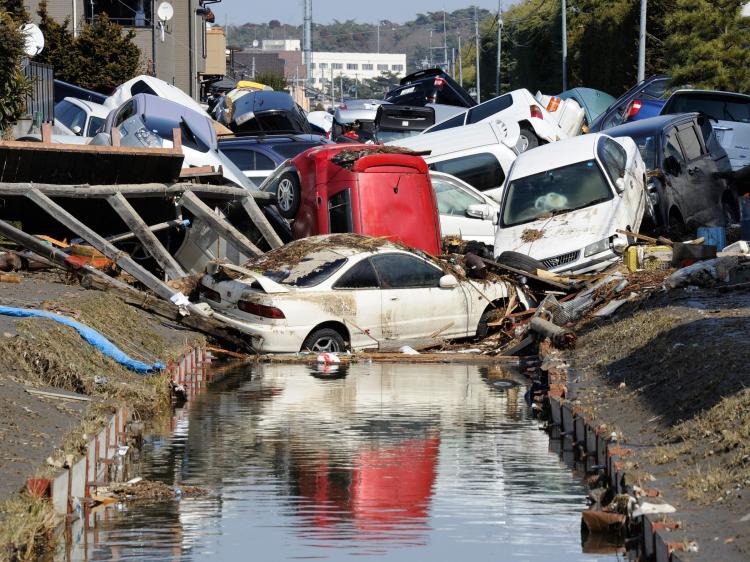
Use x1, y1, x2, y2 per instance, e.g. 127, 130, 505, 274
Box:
107, 192, 186, 280
0, 182, 273, 201
0, 140, 181, 156
258, 353, 521, 365
178, 190, 263, 257
25, 187, 178, 301
111, 127, 121, 147
26, 388, 92, 402
240, 195, 284, 249
480, 257, 571, 291
179, 166, 221, 178
41, 122, 53, 144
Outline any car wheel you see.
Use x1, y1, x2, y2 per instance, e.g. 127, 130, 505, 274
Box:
495, 251, 547, 274
518, 127, 539, 152
475, 306, 503, 340
302, 328, 346, 353
275, 172, 301, 219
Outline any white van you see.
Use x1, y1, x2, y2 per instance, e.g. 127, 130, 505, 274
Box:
494, 134, 648, 274
388, 119, 520, 202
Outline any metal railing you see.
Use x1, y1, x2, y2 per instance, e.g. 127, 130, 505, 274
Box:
22, 59, 54, 123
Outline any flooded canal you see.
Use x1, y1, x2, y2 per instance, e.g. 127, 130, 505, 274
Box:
63, 363, 616, 561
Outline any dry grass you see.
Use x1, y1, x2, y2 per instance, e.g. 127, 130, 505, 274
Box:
0, 494, 59, 562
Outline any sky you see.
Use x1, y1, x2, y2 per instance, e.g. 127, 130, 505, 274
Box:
211, 1, 505, 26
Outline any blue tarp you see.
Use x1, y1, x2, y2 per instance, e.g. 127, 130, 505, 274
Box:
0, 306, 165, 374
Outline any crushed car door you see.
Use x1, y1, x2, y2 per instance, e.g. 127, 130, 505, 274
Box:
371, 253, 469, 341
662, 127, 692, 226
331, 258, 383, 349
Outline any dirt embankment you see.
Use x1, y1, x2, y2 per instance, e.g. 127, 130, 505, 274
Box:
0, 272, 205, 562
570, 286, 750, 561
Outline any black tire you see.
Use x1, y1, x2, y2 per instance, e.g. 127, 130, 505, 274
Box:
301, 328, 346, 353
275, 172, 301, 219
496, 250, 547, 274
518, 126, 539, 152
476, 308, 496, 340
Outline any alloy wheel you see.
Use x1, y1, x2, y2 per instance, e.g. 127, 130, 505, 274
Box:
310, 337, 342, 353
277, 178, 295, 213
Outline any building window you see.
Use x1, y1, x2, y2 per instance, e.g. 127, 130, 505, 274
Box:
310, 63, 316, 69
346, 63, 358, 70
331, 63, 343, 70
377, 64, 388, 71
362, 64, 373, 71
319, 63, 328, 69
392, 64, 404, 72
84, 0, 151, 27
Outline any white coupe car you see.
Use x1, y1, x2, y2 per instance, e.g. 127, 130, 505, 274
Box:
494, 133, 648, 274
197, 234, 516, 353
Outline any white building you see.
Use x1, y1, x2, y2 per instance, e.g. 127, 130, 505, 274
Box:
262, 39, 301, 51
310, 52, 406, 86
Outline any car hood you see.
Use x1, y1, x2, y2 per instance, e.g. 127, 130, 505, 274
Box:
496, 201, 617, 259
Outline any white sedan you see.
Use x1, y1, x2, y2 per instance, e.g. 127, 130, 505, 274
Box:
197, 234, 515, 353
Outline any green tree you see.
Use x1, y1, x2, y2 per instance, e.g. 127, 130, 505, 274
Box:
72, 14, 140, 93
35, 1, 77, 82
0, 7, 30, 133
254, 70, 287, 91
665, 0, 750, 91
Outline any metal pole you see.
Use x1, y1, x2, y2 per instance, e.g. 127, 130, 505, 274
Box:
561, 0, 568, 91
637, 0, 647, 82
151, 0, 156, 76
339, 73, 343, 104
458, 34, 463, 85
496, 1, 502, 97
304, 0, 313, 88
72, 0, 77, 37
443, 9, 448, 70
475, 6, 481, 103
330, 65, 334, 109
377, 20, 380, 54
429, 30, 433, 67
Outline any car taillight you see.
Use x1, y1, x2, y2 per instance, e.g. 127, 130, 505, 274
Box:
237, 300, 286, 319
339, 103, 347, 110
199, 283, 221, 303
324, 129, 331, 139
530, 105, 543, 119
433, 77, 446, 87
626, 99, 643, 117
546, 97, 561, 112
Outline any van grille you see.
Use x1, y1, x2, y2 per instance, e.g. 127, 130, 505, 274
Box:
542, 250, 580, 269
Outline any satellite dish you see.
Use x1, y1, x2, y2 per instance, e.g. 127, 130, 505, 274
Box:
20, 23, 44, 57
742, 1, 750, 17
252, 39, 259, 48
157, 1, 174, 22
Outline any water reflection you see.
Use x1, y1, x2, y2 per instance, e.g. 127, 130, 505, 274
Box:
64, 363, 613, 561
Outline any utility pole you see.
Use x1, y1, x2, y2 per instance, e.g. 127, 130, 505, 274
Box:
458, 34, 463, 85
474, 6, 481, 103
561, 0, 568, 91
496, 0, 502, 97
637, 0, 647, 82
339, 73, 343, 104
443, 9, 448, 70
303, 0, 313, 88
151, 0, 156, 75
429, 30, 433, 67
330, 65, 334, 109
377, 20, 380, 54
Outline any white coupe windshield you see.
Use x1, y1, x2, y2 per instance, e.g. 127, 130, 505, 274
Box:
501, 159, 613, 227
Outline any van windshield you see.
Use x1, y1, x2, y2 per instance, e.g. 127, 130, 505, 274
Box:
501, 159, 613, 227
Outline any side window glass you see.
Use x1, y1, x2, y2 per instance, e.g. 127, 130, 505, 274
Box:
328, 189, 353, 233
433, 177, 482, 215
426, 112, 465, 133
220, 148, 255, 171
467, 94, 512, 123
371, 254, 443, 289
254, 153, 275, 170
333, 259, 379, 289
130, 80, 157, 97
115, 100, 136, 127
664, 130, 686, 175
677, 126, 702, 161
598, 138, 627, 181
429, 153, 504, 192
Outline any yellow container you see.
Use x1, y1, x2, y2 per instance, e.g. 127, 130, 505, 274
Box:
625, 246, 639, 272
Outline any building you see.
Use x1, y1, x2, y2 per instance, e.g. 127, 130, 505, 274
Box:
24, 0, 216, 100
262, 39, 300, 52
309, 52, 406, 87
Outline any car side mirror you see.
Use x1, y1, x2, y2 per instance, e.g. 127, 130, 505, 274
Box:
439, 274, 458, 289
615, 177, 626, 193
72, 125, 82, 135
466, 203, 493, 220
663, 155, 680, 176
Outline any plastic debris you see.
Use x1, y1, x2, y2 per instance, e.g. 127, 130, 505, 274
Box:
631, 502, 676, 518
317, 353, 341, 364
399, 345, 420, 355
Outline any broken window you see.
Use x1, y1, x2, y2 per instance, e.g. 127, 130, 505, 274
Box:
328, 189, 354, 233
333, 259, 379, 289
371, 254, 442, 289
677, 127, 702, 161
429, 153, 504, 193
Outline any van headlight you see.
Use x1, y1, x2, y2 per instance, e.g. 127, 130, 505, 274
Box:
611, 236, 629, 254
584, 238, 609, 257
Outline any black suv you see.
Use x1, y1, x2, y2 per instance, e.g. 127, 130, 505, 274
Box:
385, 69, 476, 108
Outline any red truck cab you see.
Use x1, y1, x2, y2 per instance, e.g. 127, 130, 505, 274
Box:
288, 144, 442, 255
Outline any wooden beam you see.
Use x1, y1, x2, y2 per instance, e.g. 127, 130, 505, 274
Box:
107, 192, 186, 280
179, 165, 219, 178
240, 195, 283, 249
178, 190, 263, 257
25, 187, 178, 301
111, 127, 121, 147
0, 182, 273, 201
41, 122, 53, 144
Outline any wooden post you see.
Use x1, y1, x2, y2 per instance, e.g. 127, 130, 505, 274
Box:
172, 128, 182, 152
41, 122, 53, 144
107, 192, 186, 280
25, 187, 178, 301
240, 195, 283, 249
178, 190, 263, 257
111, 128, 121, 147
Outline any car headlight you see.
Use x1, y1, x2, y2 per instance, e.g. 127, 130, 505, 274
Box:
134, 127, 162, 148
584, 238, 610, 257
611, 236, 629, 254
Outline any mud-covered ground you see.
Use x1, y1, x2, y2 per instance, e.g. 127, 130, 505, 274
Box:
569, 284, 750, 561
0, 271, 205, 560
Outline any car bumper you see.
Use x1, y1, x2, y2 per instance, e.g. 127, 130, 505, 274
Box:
209, 310, 312, 353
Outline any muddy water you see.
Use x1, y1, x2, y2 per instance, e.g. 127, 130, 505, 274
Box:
65, 363, 614, 561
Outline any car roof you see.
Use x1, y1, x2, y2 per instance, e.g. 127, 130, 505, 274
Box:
389, 120, 517, 154
218, 134, 326, 146
666, 89, 750, 101
604, 113, 699, 137
62, 97, 109, 117
510, 133, 604, 178
136, 93, 216, 149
